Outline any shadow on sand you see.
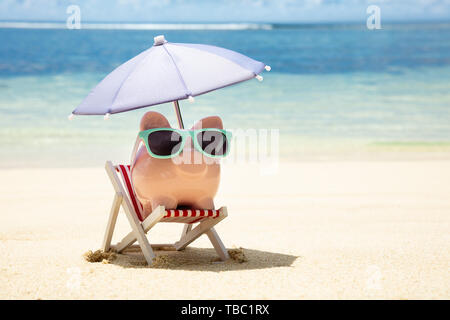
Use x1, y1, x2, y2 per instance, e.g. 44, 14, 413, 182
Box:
109, 246, 299, 271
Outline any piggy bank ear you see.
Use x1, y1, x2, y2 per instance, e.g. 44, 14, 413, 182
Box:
191, 116, 223, 130
140, 111, 171, 131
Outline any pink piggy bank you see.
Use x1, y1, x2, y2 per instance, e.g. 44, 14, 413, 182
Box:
131, 111, 224, 220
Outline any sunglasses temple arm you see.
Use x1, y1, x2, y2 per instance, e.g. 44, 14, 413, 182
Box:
130, 134, 142, 167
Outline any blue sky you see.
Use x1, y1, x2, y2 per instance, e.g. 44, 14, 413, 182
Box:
1, 0, 449, 23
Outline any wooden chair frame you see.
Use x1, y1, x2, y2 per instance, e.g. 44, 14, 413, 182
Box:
101, 161, 229, 265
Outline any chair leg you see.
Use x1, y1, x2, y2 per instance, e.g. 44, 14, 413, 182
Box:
123, 214, 155, 264
180, 224, 192, 240
206, 227, 229, 261
174, 214, 226, 251
119, 197, 156, 265
101, 192, 122, 252
114, 206, 166, 253
104, 161, 155, 265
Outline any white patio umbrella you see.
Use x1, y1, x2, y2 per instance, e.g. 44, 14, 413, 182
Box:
70, 35, 270, 128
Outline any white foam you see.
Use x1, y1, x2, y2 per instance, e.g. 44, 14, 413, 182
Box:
0, 22, 273, 30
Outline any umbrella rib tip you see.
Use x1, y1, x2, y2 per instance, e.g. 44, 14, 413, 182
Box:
265, 65, 271, 71
154, 35, 167, 46
188, 95, 195, 103
68, 113, 75, 121
255, 74, 263, 82
104, 113, 111, 120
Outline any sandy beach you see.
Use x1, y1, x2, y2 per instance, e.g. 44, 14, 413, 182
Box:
0, 160, 448, 299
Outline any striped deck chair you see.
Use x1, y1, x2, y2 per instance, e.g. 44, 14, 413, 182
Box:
102, 161, 229, 265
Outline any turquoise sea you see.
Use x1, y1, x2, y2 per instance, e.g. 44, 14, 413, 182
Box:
1, 23, 450, 167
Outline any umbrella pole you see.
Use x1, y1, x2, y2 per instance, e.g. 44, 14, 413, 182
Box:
173, 100, 191, 237
173, 100, 184, 129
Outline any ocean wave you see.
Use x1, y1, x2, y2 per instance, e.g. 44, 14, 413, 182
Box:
0, 21, 273, 30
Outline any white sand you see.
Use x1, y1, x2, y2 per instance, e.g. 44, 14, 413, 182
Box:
0, 161, 449, 299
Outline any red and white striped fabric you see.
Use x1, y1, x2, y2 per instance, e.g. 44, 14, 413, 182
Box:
116, 164, 221, 223
163, 208, 221, 224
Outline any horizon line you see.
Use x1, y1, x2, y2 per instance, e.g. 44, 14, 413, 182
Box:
1, 20, 449, 31
0, 22, 273, 30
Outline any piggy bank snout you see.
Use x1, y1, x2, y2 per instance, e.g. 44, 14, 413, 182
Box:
174, 147, 208, 175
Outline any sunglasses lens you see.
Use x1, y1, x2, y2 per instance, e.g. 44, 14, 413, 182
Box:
196, 130, 228, 156
147, 130, 182, 157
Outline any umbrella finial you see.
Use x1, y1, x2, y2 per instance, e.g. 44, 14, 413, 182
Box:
153, 35, 167, 46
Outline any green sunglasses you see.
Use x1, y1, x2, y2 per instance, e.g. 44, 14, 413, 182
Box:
138, 128, 232, 159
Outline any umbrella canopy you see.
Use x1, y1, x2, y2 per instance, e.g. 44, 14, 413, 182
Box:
72, 35, 269, 117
